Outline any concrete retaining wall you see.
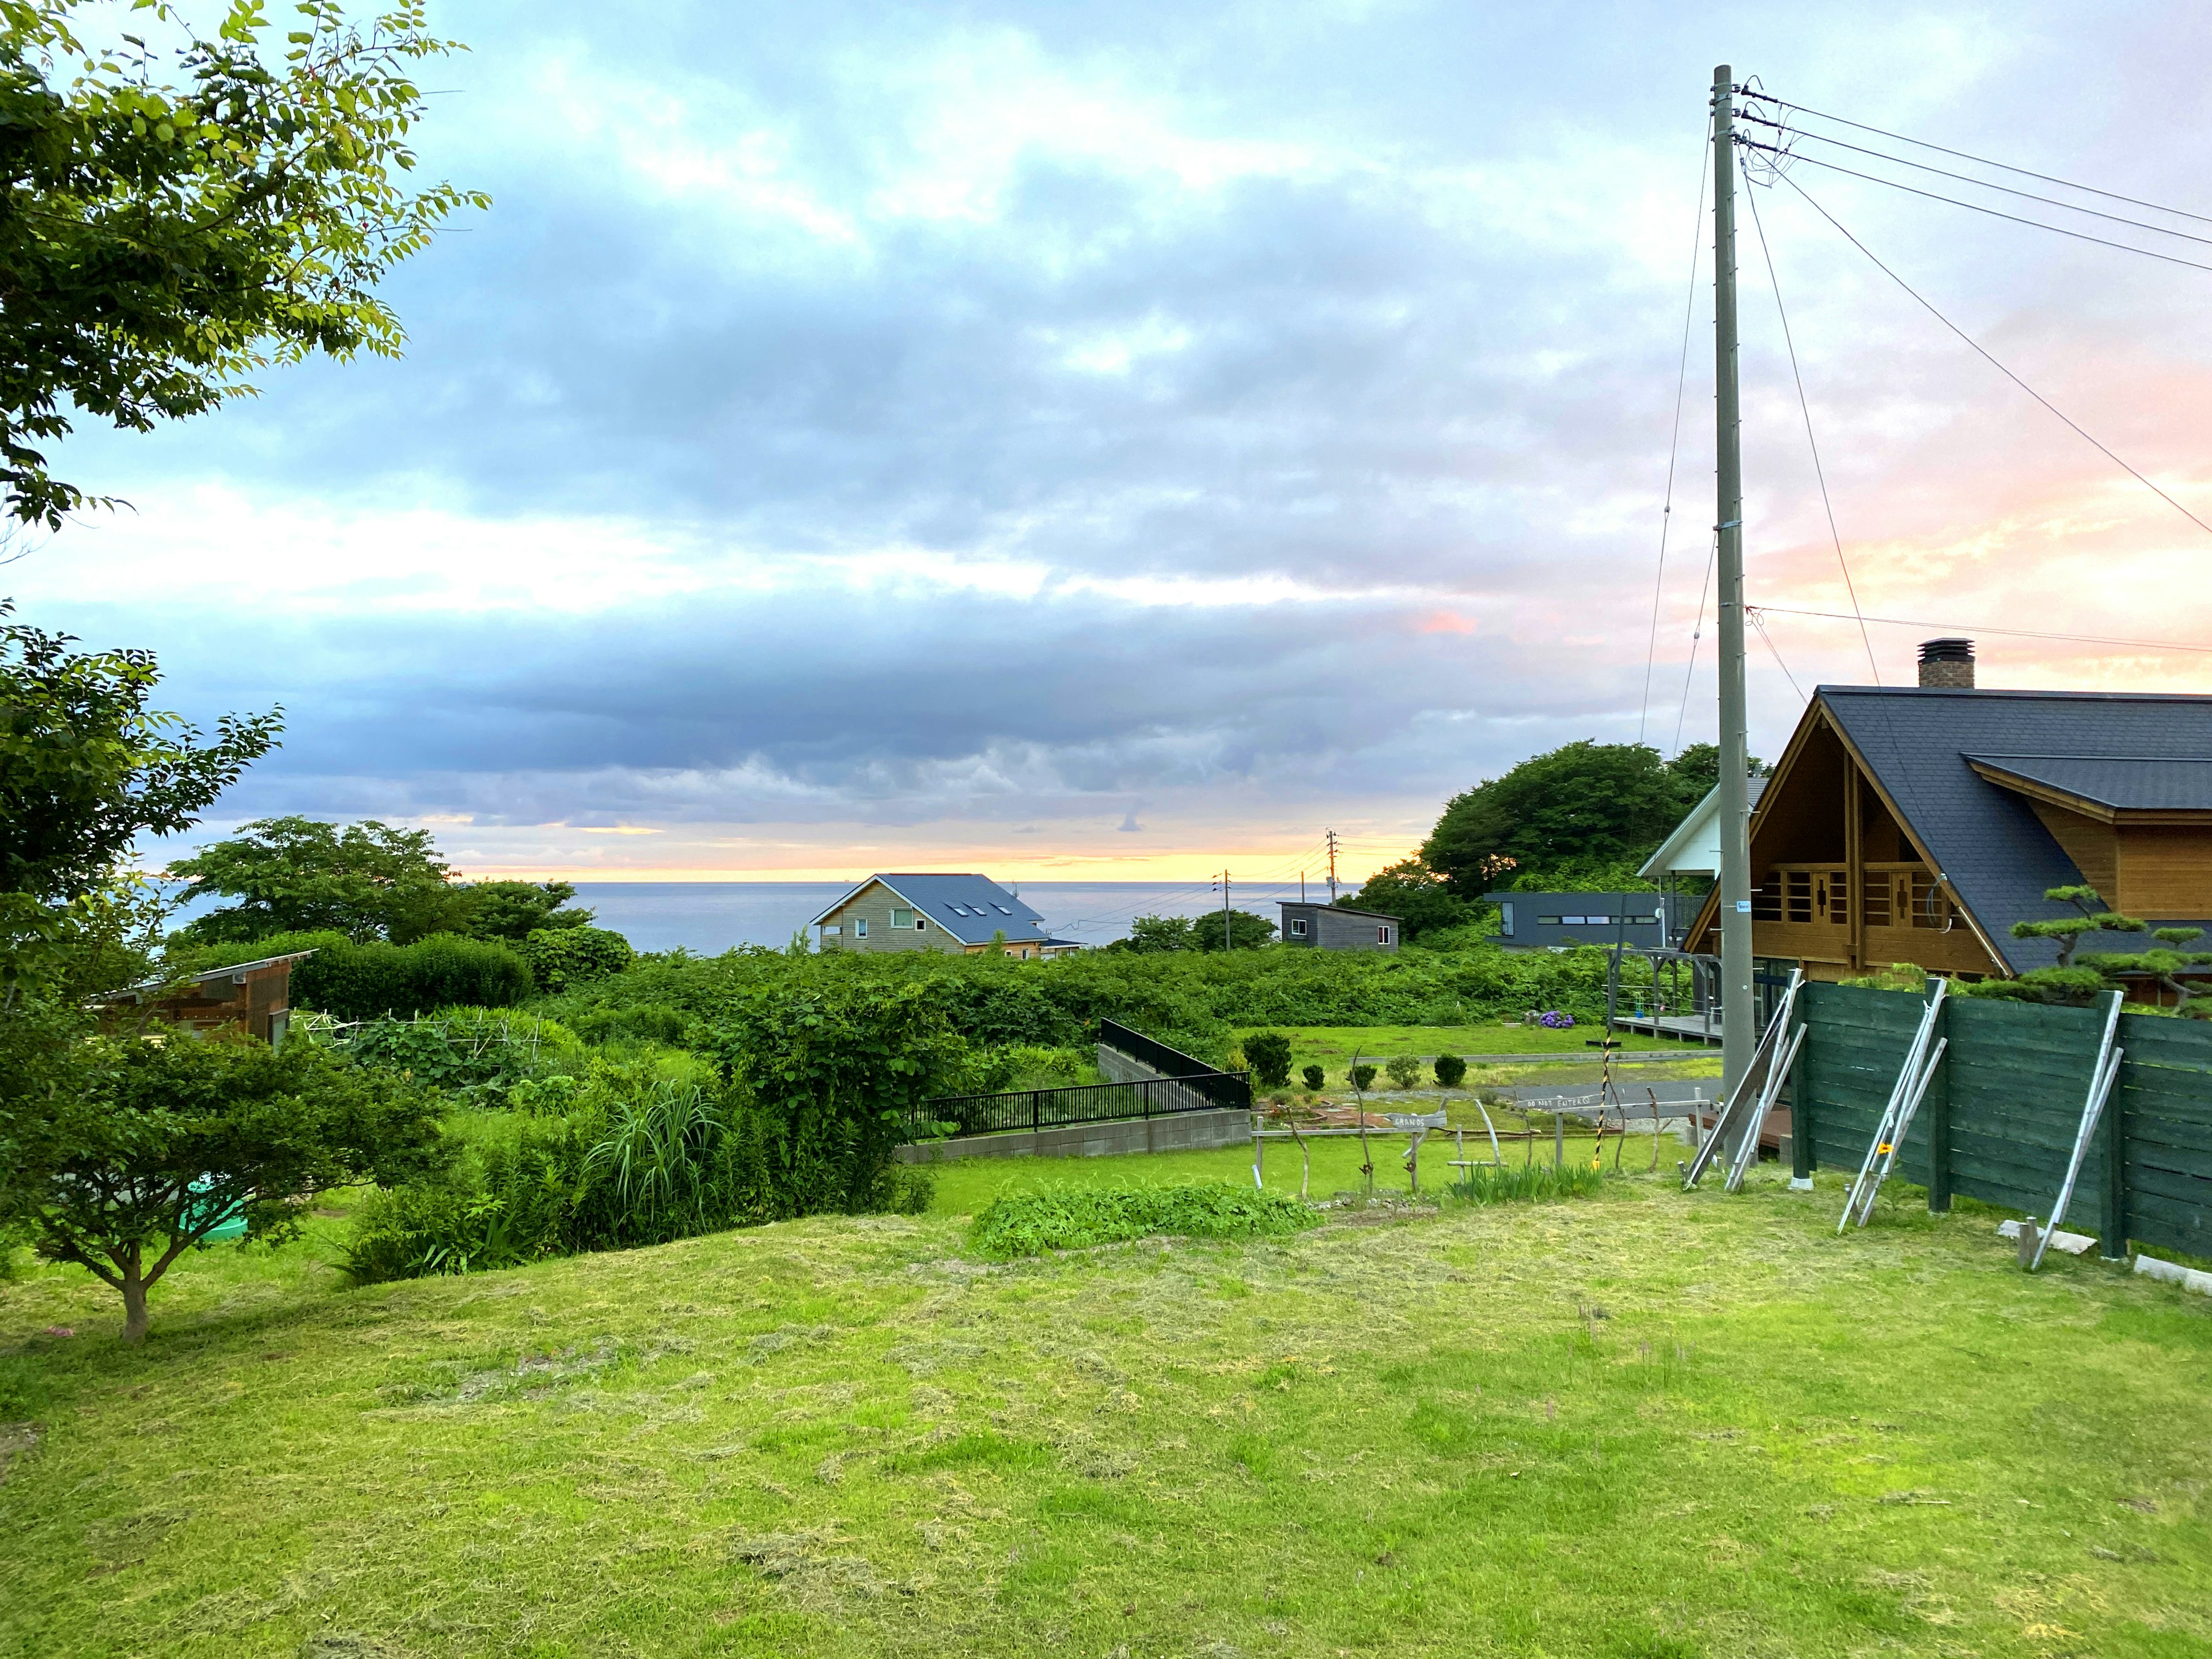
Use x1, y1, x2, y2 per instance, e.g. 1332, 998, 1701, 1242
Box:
896, 1107, 1250, 1164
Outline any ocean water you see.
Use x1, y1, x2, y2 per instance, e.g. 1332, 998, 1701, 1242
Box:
569, 881, 1297, 955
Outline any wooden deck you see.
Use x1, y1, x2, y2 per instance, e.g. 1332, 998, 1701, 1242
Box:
1609, 1012, 1722, 1045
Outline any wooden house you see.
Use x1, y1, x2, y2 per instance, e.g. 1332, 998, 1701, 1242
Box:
1683, 642, 2212, 986
811, 873, 1081, 959
96, 951, 310, 1044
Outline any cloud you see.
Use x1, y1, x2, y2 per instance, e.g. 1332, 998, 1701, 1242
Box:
17, 0, 2212, 877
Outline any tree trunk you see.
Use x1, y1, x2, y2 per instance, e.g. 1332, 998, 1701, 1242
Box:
119, 1244, 149, 1346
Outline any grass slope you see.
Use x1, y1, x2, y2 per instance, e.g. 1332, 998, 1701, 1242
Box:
3, 1168, 2210, 1659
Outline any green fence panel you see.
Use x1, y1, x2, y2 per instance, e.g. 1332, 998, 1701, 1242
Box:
1797, 988, 2212, 1256
2115, 1013, 2212, 1259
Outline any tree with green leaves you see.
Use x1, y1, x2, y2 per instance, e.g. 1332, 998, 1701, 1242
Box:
1, 0, 488, 527
6, 1030, 444, 1341
1, 604, 277, 989
171, 815, 458, 942
1336, 857, 1468, 942
1114, 914, 1197, 953
1965, 886, 2212, 1014
1422, 740, 1758, 897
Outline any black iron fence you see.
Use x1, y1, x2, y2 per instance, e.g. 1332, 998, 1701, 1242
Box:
1094, 1018, 1249, 1109
900, 1071, 1251, 1143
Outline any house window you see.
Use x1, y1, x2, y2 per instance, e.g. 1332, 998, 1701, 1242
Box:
823, 924, 842, 937
916, 915, 926, 930
1501, 902, 1514, 937
1377, 926, 1390, 944
1291, 917, 1309, 937
892, 908, 914, 928
855, 918, 868, 938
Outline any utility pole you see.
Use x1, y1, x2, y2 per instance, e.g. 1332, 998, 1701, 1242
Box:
1325, 829, 1340, 904
1214, 870, 1232, 950
1712, 63, 1755, 1098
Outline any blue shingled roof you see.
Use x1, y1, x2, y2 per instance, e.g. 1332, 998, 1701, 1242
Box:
810, 873, 1050, 946
1819, 687, 2212, 973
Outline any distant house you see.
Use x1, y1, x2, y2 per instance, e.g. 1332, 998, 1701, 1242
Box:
1680, 641, 2212, 989
1278, 902, 1399, 952
812, 873, 1080, 959
95, 951, 310, 1044
1484, 893, 1687, 952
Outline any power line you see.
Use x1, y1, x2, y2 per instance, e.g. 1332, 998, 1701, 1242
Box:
1741, 139, 2212, 276
1748, 604, 2212, 656
1748, 608, 1807, 702
1736, 91, 2212, 229
1737, 112, 2212, 249
1741, 160, 1878, 683
1640, 114, 1712, 747
1775, 169, 2212, 543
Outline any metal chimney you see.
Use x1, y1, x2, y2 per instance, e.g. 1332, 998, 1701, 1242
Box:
1918, 638, 1975, 690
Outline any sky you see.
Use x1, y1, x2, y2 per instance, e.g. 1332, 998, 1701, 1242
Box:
13, 0, 2212, 886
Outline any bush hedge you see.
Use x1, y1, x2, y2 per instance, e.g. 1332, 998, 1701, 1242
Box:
182, 930, 534, 1020
524, 926, 634, 993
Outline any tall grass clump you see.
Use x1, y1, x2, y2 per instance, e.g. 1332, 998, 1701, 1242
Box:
969, 1181, 1318, 1259
1446, 1161, 1605, 1206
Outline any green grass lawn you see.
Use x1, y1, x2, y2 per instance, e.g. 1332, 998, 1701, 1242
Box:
4, 1162, 2209, 1659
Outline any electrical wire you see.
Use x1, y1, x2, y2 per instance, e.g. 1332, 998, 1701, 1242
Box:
1747, 604, 2212, 655
1741, 139, 2212, 275
1748, 609, 1807, 702
1640, 115, 1712, 747
1741, 160, 1878, 683
1734, 90, 2212, 229
1671, 529, 1719, 755
1775, 169, 2212, 543
1736, 112, 2212, 249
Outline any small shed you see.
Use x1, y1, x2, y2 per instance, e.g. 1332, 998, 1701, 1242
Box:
97, 952, 310, 1045
1277, 902, 1400, 952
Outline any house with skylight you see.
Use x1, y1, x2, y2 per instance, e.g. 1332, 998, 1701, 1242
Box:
810, 873, 1081, 959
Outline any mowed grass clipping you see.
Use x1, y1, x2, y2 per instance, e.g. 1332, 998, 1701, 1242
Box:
3, 1168, 2211, 1659
967, 1180, 1320, 1258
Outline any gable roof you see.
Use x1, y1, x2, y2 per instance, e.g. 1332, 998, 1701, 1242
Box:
1638, 775, 1770, 879
1965, 754, 2212, 819
810, 873, 1051, 946
1819, 687, 2212, 972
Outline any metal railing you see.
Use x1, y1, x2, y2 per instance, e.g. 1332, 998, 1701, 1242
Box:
901, 1071, 1250, 1143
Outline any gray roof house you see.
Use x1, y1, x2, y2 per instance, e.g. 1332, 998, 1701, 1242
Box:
1682, 641, 2212, 985
1278, 902, 1400, 952
811, 874, 1080, 959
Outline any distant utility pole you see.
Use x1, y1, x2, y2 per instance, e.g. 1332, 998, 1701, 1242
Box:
1213, 869, 1233, 949
1325, 829, 1340, 904
1713, 63, 1755, 1097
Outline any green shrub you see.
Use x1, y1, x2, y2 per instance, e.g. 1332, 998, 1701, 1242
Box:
1301, 1063, 1325, 1091
968, 1181, 1319, 1259
524, 926, 634, 993
1350, 1063, 1378, 1093
1384, 1055, 1422, 1089
1242, 1032, 1293, 1089
290, 933, 531, 1019
567, 1001, 694, 1047
1433, 1054, 1468, 1089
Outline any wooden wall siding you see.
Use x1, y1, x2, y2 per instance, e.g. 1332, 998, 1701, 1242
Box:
820, 882, 964, 955
1792, 983, 2212, 1259
2030, 802, 2118, 904
2118, 825, 2212, 918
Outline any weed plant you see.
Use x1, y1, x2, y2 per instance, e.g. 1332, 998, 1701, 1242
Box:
1446, 1160, 1605, 1205
968, 1181, 1318, 1258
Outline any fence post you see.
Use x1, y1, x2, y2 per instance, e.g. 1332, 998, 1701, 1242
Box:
2097, 1042, 2129, 1260
1924, 982, 1952, 1213
1790, 990, 1815, 1184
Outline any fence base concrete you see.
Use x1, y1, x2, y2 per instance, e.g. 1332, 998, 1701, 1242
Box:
897, 1107, 1251, 1164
